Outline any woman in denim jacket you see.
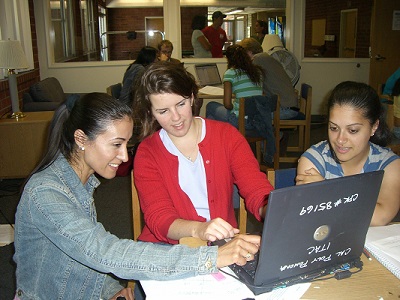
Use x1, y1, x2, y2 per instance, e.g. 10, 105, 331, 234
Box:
13, 93, 260, 300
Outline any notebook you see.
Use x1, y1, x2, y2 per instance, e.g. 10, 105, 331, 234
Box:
213, 170, 384, 295
194, 63, 223, 88
365, 224, 400, 279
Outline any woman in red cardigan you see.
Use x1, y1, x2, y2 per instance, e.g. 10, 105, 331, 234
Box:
133, 61, 273, 245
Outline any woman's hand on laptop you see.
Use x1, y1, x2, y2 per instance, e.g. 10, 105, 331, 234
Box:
193, 217, 240, 242
216, 234, 261, 268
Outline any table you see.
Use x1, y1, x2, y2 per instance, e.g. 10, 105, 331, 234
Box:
0, 111, 54, 178
196, 89, 224, 117
141, 253, 399, 299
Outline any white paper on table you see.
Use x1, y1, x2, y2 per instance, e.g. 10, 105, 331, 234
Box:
199, 86, 224, 96
0, 224, 14, 247
141, 267, 310, 300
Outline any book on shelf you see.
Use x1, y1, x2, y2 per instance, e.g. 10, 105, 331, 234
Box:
364, 223, 400, 279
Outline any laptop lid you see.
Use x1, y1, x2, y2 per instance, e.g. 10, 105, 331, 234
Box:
254, 170, 384, 287
194, 63, 222, 87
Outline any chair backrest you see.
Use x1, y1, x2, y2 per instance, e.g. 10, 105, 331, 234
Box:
267, 168, 297, 189
300, 83, 313, 118
131, 170, 143, 241
279, 83, 312, 158
238, 95, 281, 169
106, 83, 122, 99
238, 197, 247, 234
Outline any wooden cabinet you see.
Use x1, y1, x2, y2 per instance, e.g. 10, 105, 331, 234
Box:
0, 111, 54, 178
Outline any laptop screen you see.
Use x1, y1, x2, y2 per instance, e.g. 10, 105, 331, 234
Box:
194, 64, 222, 86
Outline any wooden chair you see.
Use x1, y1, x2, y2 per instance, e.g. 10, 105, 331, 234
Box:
131, 170, 143, 241
279, 83, 312, 163
267, 168, 297, 189
387, 98, 400, 156
106, 83, 122, 99
238, 95, 281, 170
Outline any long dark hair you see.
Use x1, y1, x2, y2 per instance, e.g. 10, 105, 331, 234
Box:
133, 61, 199, 140
127, 46, 158, 71
225, 44, 263, 85
192, 15, 207, 30
328, 81, 391, 147
256, 20, 268, 34
28, 93, 133, 179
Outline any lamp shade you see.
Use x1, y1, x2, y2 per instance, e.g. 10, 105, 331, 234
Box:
261, 34, 284, 53
0, 40, 29, 70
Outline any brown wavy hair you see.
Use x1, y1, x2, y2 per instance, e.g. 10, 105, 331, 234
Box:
133, 61, 199, 140
225, 44, 263, 85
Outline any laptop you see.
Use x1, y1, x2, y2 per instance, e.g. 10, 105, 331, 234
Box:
213, 171, 384, 295
194, 63, 223, 88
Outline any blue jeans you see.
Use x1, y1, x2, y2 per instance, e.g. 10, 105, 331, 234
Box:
280, 107, 303, 120
206, 96, 276, 164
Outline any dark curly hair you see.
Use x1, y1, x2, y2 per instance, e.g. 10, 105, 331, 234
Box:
225, 44, 263, 85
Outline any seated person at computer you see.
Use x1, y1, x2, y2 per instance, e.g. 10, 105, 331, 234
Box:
14, 92, 261, 300
157, 40, 182, 65
296, 81, 400, 226
132, 61, 273, 245
205, 44, 276, 165
240, 38, 301, 120
120, 46, 158, 107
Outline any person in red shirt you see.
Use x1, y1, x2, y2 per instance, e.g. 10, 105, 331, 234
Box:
132, 61, 273, 245
202, 11, 228, 58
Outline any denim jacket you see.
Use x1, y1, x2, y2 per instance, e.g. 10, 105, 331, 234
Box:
14, 155, 217, 300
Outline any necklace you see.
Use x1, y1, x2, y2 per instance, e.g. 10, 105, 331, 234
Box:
185, 121, 201, 162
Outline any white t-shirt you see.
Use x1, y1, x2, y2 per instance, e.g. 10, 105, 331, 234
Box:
159, 118, 210, 220
191, 30, 212, 58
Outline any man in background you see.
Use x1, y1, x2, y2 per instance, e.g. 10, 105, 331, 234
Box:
157, 40, 181, 65
202, 11, 228, 58
240, 37, 301, 120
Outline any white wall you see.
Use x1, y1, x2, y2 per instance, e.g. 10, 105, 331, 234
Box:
34, 0, 370, 115
291, 0, 370, 115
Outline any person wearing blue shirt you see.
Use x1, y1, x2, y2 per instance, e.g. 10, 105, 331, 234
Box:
383, 67, 400, 96
297, 81, 400, 226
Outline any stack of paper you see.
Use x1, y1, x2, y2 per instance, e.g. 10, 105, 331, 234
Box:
199, 86, 224, 96
365, 224, 400, 279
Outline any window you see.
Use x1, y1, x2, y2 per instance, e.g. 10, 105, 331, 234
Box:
0, 0, 33, 78
50, 0, 98, 62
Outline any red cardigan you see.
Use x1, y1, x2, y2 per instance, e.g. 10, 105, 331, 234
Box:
133, 119, 273, 244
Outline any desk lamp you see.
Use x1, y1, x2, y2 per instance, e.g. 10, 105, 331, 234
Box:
0, 40, 30, 119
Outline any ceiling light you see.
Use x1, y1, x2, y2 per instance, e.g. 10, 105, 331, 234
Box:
226, 8, 244, 15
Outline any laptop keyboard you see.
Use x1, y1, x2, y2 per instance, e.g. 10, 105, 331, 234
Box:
237, 253, 259, 279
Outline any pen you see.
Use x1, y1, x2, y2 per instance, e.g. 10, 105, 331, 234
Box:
363, 248, 372, 261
